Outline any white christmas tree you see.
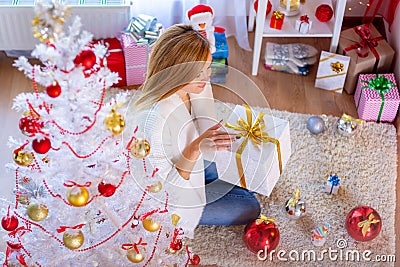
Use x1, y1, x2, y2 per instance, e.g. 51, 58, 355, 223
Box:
0, 2, 199, 266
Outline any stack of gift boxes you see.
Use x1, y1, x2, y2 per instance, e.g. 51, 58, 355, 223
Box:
210, 27, 229, 84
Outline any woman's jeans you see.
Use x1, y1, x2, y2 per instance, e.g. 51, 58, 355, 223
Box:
198, 161, 261, 225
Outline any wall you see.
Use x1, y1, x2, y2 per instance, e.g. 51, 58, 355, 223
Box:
386, 4, 400, 81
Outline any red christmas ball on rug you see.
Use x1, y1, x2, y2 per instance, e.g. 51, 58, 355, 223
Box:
243, 216, 279, 254
315, 4, 334, 22
98, 182, 117, 197
345, 206, 382, 242
254, 0, 272, 16
74, 50, 96, 70
46, 82, 61, 98
190, 254, 200, 265
32, 137, 51, 154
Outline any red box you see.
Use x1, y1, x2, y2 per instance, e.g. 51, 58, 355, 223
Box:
92, 38, 127, 87
270, 11, 284, 30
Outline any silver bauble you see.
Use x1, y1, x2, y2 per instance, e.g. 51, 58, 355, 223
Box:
307, 116, 326, 134
285, 198, 306, 219
336, 117, 359, 136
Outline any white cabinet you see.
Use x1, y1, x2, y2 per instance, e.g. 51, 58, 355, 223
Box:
250, 0, 346, 75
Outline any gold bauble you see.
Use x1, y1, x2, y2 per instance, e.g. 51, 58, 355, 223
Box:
147, 181, 162, 193
67, 186, 89, 207
142, 217, 161, 232
127, 248, 145, 263
27, 203, 48, 222
13, 151, 33, 166
63, 230, 84, 250
129, 138, 150, 158
17, 195, 29, 205
104, 108, 125, 135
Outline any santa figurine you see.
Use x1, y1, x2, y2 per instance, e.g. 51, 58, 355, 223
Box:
187, 4, 216, 54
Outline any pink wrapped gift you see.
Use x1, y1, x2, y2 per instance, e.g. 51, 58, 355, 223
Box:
354, 74, 399, 122
121, 33, 152, 86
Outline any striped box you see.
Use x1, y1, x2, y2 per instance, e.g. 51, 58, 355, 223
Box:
315, 51, 350, 94
354, 74, 399, 122
121, 33, 151, 86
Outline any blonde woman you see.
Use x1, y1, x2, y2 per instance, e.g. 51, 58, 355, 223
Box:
133, 24, 260, 238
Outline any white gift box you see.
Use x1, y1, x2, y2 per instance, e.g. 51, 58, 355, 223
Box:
325, 174, 340, 194
315, 51, 351, 94
295, 17, 312, 34
214, 105, 291, 197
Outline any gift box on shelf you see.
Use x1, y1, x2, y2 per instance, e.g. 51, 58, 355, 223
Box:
214, 105, 291, 197
126, 14, 162, 46
270, 11, 284, 30
315, 51, 350, 94
325, 174, 340, 195
354, 73, 399, 122
120, 33, 152, 86
91, 38, 126, 87
212, 27, 229, 59
338, 24, 395, 94
210, 58, 228, 84
295, 15, 312, 34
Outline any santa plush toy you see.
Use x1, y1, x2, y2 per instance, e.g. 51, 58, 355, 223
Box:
187, 4, 216, 54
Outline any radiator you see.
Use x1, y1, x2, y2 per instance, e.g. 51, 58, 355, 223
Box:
0, 5, 131, 50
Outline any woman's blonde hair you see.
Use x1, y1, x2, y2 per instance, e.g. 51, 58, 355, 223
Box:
134, 24, 211, 110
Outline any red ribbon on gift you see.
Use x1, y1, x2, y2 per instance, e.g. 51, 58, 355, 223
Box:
343, 24, 384, 60
300, 15, 309, 23
56, 223, 86, 233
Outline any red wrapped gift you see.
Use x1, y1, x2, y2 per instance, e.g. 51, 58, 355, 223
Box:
270, 11, 284, 30
92, 38, 127, 87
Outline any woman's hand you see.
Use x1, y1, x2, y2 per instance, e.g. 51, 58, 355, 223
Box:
175, 121, 236, 180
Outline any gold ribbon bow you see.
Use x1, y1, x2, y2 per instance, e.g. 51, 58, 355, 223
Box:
285, 188, 300, 208
357, 213, 380, 237
255, 214, 276, 225
225, 105, 282, 189
330, 61, 344, 73
273, 11, 283, 20
341, 114, 363, 125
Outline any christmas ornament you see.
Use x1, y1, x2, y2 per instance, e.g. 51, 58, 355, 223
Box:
63, 230, 84, 250
170, 239, 182, 251
32, 137, 51, 154
46, 81, 62, 98
142, 217, 161, 232
190, 254, 201, 265
19, 116, 43, 136
311, 223, 330, 246
279, 0, 300, 16
254, 0, 272, 16
306, 115, 327, 134
243, 215, 280, 254
67, 186, 89, 207
74, 50, 96, 70
32, 17, 55, 43
345, 206, 382, 242
127, 247, 145, 263
336, 114, 363, 136
104, 107, 125, 135
285, 188, 306, 219
13, 151, 33, 166
98, 182, 116, 197
1, 207, 19, 231
27, 203, 48, 222
147, 181, 162, 193
129, 138, 151, 158
315, 4, 333, 22
171, 214, 180, 227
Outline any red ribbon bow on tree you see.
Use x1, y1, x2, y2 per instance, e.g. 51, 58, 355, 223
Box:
63, 180, 92, 188
121, 238, 148, 253
56, 223, 86, 233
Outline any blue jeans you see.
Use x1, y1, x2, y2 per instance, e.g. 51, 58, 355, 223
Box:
198, 161, 261, 225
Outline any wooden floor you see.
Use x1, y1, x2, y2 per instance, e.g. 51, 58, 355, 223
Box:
0, 32, 398, 266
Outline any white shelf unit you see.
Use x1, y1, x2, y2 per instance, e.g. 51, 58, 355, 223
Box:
251, 0, 346, 75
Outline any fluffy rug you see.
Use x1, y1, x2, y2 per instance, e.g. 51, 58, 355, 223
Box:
189, 102, 397, 267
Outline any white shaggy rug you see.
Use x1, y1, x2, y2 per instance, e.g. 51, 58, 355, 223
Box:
189, 102, 397, 267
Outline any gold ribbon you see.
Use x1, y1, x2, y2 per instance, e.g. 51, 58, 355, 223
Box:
285, 188, 300, 208
255, 214, 276, 225
273, 11, 283, 20
330, 61, 344, 73
357, 213, 380, 237
341, 114, 363, 125
225, 105, 282, 189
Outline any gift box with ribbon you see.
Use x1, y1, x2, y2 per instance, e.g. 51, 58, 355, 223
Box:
338, 24, 395, 94
212, 27, 229, 59
315, 51, 350, 93
295, 15, 312, 34
91, 38, 126, 87
270, 11, 285, 30
325, 174, 340, 195
354, 73, 399, 122
214, 105, 291, 197
211, 58, 228, 84
121, 33, 152, 86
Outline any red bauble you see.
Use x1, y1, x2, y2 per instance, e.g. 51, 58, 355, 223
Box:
32, 137, 51, 154
74, 50, 96, 70
190, 254, 200, 265
315, 4, 334, 22
1, 214, 19, 232
254, 0, 272, 16
46, 82, 62, 98
98, 182, 117, 197
345, 206, 382, 242
243, 219, 280, 254
170, 239, 182, 251
19, 117, 43, 136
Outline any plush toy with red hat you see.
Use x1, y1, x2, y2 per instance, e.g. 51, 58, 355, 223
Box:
187, 4, 216, 54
